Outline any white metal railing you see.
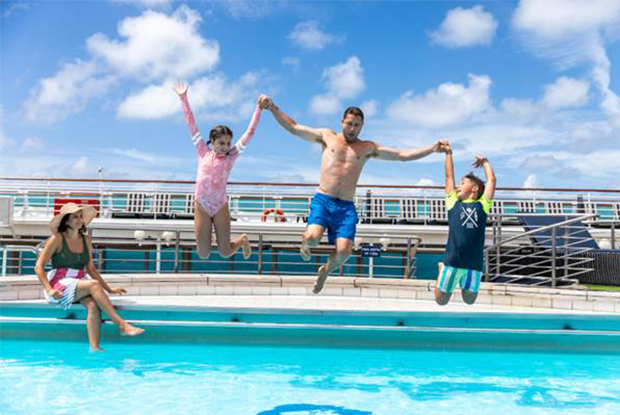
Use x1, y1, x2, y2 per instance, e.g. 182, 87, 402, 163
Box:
484, 214, 601, 287
2, 177, 620, 225
0, 228, 422, 280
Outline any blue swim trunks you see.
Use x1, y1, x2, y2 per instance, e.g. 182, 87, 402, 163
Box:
308, 193, 358, 244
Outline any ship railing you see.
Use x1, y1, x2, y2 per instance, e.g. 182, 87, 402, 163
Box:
0, 228, 422, 280
484, 213, 605, 287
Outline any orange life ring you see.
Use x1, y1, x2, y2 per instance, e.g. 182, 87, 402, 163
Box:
261, 208, 287, 223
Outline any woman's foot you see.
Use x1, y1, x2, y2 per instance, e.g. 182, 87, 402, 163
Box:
89, 347, 105, 353
120, 323, 145, 337
241, 234, 251, 260
312, 265, 329, 294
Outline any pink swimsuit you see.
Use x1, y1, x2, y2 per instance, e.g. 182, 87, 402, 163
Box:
179, 94, 262, 217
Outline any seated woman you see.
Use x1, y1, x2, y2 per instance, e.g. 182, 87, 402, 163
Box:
35, 203, 144, 351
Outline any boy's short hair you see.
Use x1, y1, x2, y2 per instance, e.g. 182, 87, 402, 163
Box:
343, 107, 364, 121
464, 172, 485, 200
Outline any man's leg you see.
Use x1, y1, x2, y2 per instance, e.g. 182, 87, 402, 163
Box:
313, 238, 353, 294
301, 225, 324, 261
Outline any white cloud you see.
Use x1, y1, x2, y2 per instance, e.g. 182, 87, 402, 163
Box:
513, 0, 620, 127
430, 5, 498, 48
310, 56, 365, 116
72, 156, 91, 174
360, 100, 379, 118
112, 0, 173, 8
513, 0, 620, 39
386, 74, 491, 129
24, 60, 116, 124
87, 5, 219, 80
20, 136, 45, 152
523, 174, 540, 188
288, 21, 344, 50
310, 95, 341, 116
118, 72, 261, 120
499, 76, 589, 119
542, 77, 589, 109
416, 178, 437, 187
515, 149, 620, 180
2, 0, 32, 18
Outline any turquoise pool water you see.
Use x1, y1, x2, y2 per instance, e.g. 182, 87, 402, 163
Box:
1, 339, 619, 415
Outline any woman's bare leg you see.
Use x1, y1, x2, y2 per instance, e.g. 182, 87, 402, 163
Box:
80, 296, 102, 351
194, 201, 214, 259
74, 280, 144, 336
213, 204, 250, 258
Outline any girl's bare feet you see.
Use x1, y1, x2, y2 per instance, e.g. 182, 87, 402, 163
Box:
242, 234, 251, 260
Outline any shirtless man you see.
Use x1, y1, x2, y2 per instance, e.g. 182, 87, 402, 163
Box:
259, 97, 446, 293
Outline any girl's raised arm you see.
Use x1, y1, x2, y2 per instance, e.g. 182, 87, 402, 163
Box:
174, 82, 207, 157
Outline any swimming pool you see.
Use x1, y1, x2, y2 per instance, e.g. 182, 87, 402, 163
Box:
1, 302, 620, 415
1, 337, 619, 415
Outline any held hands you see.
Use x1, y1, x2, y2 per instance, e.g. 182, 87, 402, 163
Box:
48, 289, 63, 300
473, 155, 489, 168
436, 139, 451, 154
173, 81, 188, 96
108, 287, 127, 296
258, 95, 273, 110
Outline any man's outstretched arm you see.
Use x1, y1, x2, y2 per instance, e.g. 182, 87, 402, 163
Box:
371, 139, 446, 161
260, 96, 324, 144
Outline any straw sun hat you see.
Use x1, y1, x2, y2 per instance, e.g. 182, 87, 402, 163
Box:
50, 203, 97, 233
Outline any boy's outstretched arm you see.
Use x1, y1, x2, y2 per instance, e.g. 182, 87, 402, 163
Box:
444, 142, 456, 194
474, 155, 496, 200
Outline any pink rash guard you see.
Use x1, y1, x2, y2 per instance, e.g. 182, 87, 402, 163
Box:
179, 93, 262, 217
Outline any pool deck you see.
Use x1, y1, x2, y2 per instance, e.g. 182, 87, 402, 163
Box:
2, 273, 619, 314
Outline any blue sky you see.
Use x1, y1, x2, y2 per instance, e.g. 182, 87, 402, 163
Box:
2, 0, 620, 190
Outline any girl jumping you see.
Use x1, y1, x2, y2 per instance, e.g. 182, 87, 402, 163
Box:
174, 82, 267, 259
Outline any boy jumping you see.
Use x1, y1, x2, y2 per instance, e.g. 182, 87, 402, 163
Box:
436, 142, 496, 305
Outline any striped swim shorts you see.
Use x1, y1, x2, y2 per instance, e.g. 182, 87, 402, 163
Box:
437, 265, 482, 294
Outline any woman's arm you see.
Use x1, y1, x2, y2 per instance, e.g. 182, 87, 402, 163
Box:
85, 236, 126, 295
34, 234, 63, 299
174, 82, 208, 158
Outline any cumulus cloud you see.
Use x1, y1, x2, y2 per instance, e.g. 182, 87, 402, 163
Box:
310, 56, 365, 116
513, 0, 620, 127
112, 0, 173, 8
360, 100, 379, 118
119, 72, 261, 120
386, 74, 491, 129
430, 5, 498, 48
87, 5, 219, 80
542, 76, 590, 109
288, 20, 344, 50
499, 76, 590, 120
523, 174, 540, 189
24, 60, 116, 124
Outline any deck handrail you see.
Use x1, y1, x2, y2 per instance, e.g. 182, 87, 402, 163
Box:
2, 176, 620, 194
484, 214, 598, 252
